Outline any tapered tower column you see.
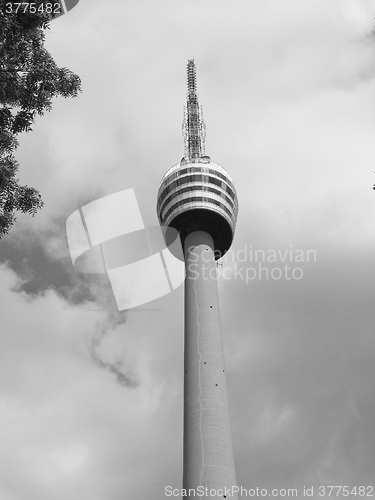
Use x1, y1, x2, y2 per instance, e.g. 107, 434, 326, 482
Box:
184, 231, 237, 497
157, 59, 239, 498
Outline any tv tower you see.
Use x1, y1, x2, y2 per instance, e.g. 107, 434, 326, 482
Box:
157, 60, 239, 498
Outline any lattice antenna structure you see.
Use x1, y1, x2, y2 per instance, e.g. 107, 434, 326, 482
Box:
182, 59, 206, 162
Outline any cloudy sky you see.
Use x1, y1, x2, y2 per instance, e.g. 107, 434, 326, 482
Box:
1, 0, 375, 498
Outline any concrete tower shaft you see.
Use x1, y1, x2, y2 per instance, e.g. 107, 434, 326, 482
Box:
184, 231, 238, 499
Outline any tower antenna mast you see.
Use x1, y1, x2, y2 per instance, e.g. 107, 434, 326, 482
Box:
183, 59, 206, 162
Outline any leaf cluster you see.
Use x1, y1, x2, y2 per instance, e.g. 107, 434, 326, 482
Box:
0, 1, 82, 236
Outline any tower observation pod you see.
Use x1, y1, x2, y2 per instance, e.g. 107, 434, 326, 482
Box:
157, 60, 239, 499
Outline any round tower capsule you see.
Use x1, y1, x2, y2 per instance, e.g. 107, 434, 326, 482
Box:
157, 158, 238, 258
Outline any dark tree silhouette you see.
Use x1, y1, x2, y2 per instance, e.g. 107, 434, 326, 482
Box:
0, 1, 81, 236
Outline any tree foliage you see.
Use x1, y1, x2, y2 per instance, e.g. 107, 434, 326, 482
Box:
0, 0, 81, 236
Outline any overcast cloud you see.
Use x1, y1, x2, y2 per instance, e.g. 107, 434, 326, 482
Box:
1, 0, 375, 498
